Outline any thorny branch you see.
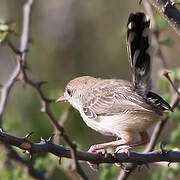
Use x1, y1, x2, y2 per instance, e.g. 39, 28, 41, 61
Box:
18, 54, 88, 180
1, 129, 180, 165
0, 0, 180, 180
0, 0, 88, 179
0, 0, 46, 180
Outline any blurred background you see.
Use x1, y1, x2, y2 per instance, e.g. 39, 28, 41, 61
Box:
0, 0, 180, 179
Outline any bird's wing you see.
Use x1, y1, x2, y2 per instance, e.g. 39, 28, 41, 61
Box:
127, 12, 152, 97
82, 80, 156, 119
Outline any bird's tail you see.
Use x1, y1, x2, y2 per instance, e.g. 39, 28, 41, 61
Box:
127, 12, 152, 97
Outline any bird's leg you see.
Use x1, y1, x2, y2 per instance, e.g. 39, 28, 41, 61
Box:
88, 133, 132, 153
88, 131, 150, 153
116, 131, 150, 153
129, 131, 150, 147
87, 137, 131, 170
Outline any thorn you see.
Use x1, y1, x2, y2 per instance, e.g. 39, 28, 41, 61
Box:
40, 137, 46, 143
168, 162, 172, 167
25, 132, 34, 139
47, 134, 54, 142
159, 142, 168, 155
30, 153, 33, 162
163, 69, 171, 77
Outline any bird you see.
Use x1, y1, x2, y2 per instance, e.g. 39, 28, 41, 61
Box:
56, 12, 172, 154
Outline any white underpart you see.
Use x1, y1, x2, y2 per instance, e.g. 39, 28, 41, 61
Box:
79, 106, 160, 138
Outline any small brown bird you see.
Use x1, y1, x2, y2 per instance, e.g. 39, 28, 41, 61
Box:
56, 12, 172, 154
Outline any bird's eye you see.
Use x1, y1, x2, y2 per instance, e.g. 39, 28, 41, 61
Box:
67, 89, 72, 96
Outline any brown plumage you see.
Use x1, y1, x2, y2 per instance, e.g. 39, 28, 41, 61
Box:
56, 13, 172, 154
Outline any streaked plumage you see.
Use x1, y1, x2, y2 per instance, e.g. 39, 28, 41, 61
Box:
56, 12, 172, 154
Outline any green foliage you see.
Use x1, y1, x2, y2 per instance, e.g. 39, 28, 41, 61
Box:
0, 19, 16, 44
159, 38, 174, 47
100, 163, 120, 180
153, 166, 179, 180
0, 150, 33, 180
155, 68, 180, 179
34, 154, 59, 171
155, 16, 168, 30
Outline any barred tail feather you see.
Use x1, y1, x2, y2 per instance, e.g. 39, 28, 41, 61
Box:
127, 12, 152, 97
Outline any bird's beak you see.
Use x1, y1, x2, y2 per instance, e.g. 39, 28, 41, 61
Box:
56, 96, 67, 103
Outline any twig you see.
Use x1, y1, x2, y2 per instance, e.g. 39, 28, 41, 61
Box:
144, 0, 168, 68
54, 105, 72, 144
19, 71, 88, 180
1, 129, 180, 165
20, 0, 34, 65
1, 0, 87, 178
148, 0, 180, 36
0, 60, 20, 127
0, 1, 46, 180
3, 144, 47, 180
163, 70, 180, 97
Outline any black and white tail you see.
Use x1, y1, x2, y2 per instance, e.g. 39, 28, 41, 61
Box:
127, 12, 152, 97
127, 12, 172, 113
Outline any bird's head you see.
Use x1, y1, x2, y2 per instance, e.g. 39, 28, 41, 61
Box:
56, 76, 97, 110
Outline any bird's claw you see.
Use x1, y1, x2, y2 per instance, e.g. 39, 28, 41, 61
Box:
87, 146, 107, 170
159, 142, 168, 155
115, 145, 131, 157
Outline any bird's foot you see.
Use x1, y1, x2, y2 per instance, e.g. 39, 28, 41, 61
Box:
115, 145, 132, 156
114, 145, 131, 168
87, 145, 107, 170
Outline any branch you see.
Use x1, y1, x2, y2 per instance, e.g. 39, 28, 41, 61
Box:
3, 144, 47, 180
20, 70, 88, 180
0, 60, 20, 127
0, 0, 34, 127
1, 129, 180, 165
0, 1, 46, 180
148, 0, 180, 36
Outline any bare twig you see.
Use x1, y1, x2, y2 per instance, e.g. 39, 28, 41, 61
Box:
20, 0, 34, 65
0, 1, 46, 180
3, 144, 47, 180
148, 0, 180, 36
0, 60, 20, 127
0, 0, 87, 178
144, 0, 168, 68
54, 105, 72, 144
163, 70, 180, 97
0, 0, 34, 127
19, 71, 88, 180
